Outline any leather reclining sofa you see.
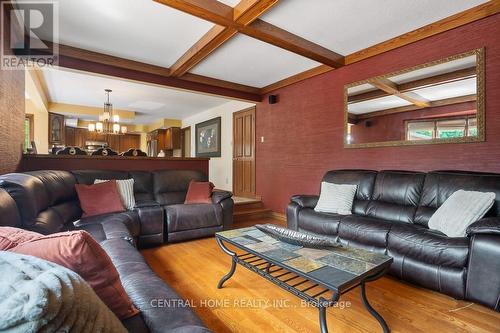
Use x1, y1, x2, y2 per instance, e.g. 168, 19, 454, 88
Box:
288, 170, 500, 311
0, 169, 234, 332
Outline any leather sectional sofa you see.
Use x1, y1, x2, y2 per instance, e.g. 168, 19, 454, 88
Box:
288, 170, 500, 311
0, 169, 234, 332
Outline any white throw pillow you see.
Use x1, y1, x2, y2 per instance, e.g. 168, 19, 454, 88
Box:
314, 182, 357, 215
428, 190, 496, 237
95, 179, 135, 210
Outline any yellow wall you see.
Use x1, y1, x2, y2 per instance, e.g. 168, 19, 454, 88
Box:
25, 99, 49, 154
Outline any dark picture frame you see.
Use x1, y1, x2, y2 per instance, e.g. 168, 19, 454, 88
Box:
48, 112, 65, 146
195, 117, 221, 157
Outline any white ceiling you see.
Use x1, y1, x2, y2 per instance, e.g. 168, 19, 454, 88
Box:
260, 0, 488, 55
23, 0, 487, 92
191, 34, 320, 87
42, 67, 233, 124
349, 95, 412, 115
34, 0, 214, 68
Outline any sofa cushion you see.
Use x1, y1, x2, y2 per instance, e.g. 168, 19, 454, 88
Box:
165, 204, 222, 233
428, 190, 495, 237
26, 170, 77, 206
337, 215, 394, 249
315, 182, 357, 215
76, 180, 125, 218
154, 170, 207, 205
185, 180, 214, 204
0, 227, 42, 250
129, 171, 154, 202
366, 171, 425, 223
415, 171, 500, 227
387, 223, 469, 268
9, 230, 139, 320
96, 178, 136, 210
297, 208, 342, 236
0, 173, 49, 227
321, 170, 377, 215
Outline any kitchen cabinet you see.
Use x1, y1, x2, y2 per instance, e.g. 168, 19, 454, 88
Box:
165, 127, 181, 150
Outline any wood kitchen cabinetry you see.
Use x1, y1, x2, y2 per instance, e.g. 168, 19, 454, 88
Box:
64, 127, 141, 153
147, 127, 181, 156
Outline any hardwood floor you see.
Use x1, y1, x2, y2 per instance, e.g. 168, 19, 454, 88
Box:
141, 218, 500, 333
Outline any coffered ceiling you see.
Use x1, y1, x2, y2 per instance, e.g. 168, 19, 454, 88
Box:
19, 0, 499, 101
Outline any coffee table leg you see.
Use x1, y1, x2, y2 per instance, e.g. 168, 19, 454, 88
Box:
360, 282, 389, 333
319, 303, 329, 333
216, 238, 238, 289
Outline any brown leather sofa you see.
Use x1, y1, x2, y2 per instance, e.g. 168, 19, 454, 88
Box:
288, 170, 500, 311
0, 169, 233, 332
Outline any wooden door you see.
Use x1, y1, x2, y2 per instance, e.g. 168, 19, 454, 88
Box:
233, 107, 255, 198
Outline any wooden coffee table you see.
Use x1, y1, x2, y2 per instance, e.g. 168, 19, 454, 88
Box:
215, 226, 393, 333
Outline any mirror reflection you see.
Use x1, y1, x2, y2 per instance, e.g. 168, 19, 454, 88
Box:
345, 49, 483, 147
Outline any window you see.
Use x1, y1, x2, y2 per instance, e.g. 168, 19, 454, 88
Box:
24, 114, 34, 152
406, 116, 476, 141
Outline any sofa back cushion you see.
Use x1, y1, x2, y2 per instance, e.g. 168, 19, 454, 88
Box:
321, 170, 377, 215
415, 171, 500, 227
366, 171, 425, 223
129, 171, 154, 202
0, 188, 22, 228
0, 172, 82, 234
153, 170, 208, 205
27, 170, 82, 227
0, 173, 50, 226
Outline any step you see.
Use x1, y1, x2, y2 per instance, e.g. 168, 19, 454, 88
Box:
233, 207, 272, 222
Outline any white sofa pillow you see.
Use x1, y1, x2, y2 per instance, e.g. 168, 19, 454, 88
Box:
95, 178, 135, 210
314, 182, 357, 215
428, 190, 496, 237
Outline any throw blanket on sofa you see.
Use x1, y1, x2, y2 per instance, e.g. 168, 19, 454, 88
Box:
0, 251, 126, 333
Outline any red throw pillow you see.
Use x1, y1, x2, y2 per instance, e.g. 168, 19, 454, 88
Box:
9, 230, 139, 319
75, 180, 125, 217
0, 227, 43, 250
185, 180, 215, 204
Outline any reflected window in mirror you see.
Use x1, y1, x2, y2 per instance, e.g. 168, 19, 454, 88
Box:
345, 48, 484, 148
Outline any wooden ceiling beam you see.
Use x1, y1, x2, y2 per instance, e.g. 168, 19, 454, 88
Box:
356, 94, 477, 120
369, 77, 430, 107
348, 67, 476, 104
47, 42, 261, 101
169, 0, 279, 77
169, 25, 238, 77
154, 0, 345, 68
154, 0, 234, 26
241, 19, 344, 67
260, 1, 500, 94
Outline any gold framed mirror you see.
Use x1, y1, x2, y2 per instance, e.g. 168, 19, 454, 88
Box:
344, 48, 484, 148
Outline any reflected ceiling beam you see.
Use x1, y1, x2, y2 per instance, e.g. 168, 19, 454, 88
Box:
260, 1, 500, 94
356, 94, 477, 120
349, 67, 476, 104
169, 0, 279, 77
154, 0, 345, 68
45, 42, 261, 101
369, 77, 430, 107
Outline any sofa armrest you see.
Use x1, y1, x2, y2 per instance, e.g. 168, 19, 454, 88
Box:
466, 217, 500, 236
290, 195, 319, 208
135, 205, 164, 248
212, 190, 232, 204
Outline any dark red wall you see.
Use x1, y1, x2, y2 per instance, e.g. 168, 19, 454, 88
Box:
255, 14, 500, 213
351, 101, 476, 144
